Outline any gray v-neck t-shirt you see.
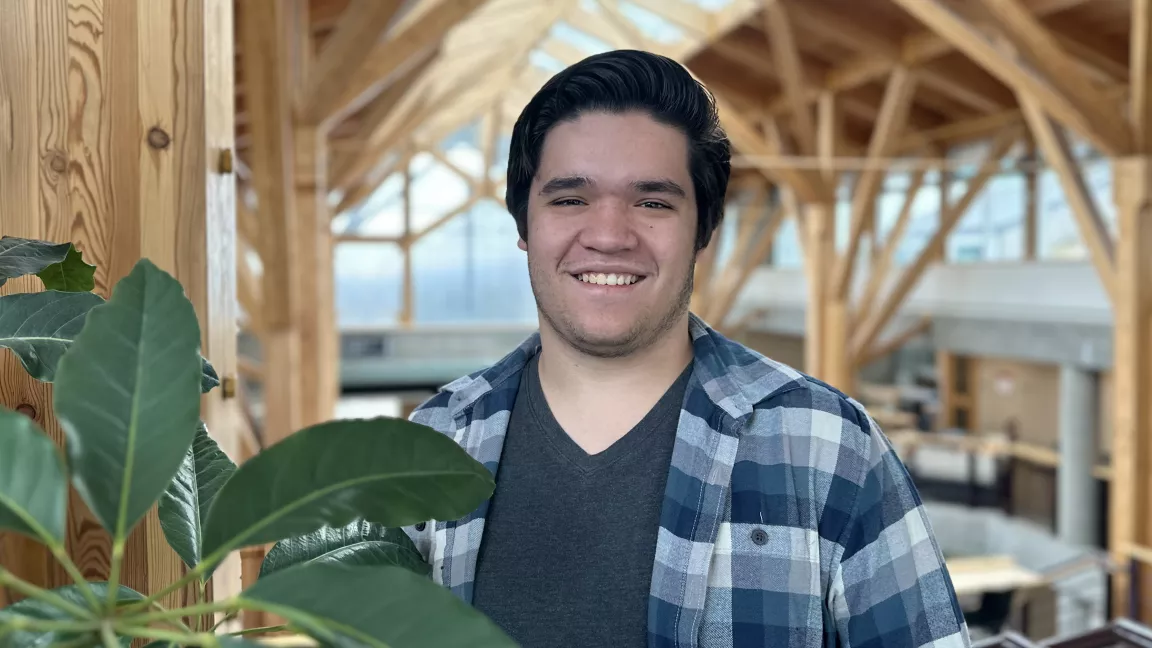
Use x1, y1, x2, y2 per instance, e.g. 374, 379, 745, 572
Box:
471, 353, 692, 647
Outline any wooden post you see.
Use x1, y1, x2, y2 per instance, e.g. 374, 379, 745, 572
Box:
0, 0, 239, 608
294, 125, 336, 426
803, 204, 832, 378
241, 0, 302, 446
1109, 157, 1152, 619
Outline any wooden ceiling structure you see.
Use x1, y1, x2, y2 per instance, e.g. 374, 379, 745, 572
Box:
231, 0, 1152, 624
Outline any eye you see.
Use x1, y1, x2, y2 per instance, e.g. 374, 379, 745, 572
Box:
639, 200, 672, 210
551, 198, 587, 207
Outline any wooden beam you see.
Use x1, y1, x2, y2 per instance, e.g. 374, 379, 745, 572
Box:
303, 0, 405, 124
854, 168, 927, 328
1019, 94, 1117, 303
833, 67, 917, 300
852, 127, 1019, 355
334, 88, 429, 191
803, 201, 834, 378
243, 0, 298, 330
977, 0, 1130, 148
293, 124, 336, 426
857, 316, 932, 368
708, 204, 784, 328
891, 0, 1131, 156
712, 94, 827, 203
817, 91, 840, 189
341, 45, 438, 154
1134, 0, 1152, 154
786, 0, 899, 59
0, 0, 240, 610
242, 0, 302, 450
762, 0, 816, 155
426, 147, 480, 191
1109, 156, 1152, 618
326, 0, 487, 125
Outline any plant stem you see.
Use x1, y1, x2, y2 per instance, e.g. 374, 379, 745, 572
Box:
0, 494, 103, 612
196, 580, 207, 631
113, 624, 216, 646
210, 610, 238, 632
5, 617, 100, 633
105, 540, 125, 610
122, 599, 236, 625
123, 562, 207, 615
127, 598, 194, 633
47, 540, 103, 611
100, 622, 119, 648
0, 568, 96, 620
229, 624, 287, 636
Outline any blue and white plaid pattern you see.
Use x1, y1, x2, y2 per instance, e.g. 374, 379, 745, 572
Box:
405, 314, 970, 648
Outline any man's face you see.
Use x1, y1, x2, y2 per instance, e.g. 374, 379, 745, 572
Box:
519, 111, 698, 358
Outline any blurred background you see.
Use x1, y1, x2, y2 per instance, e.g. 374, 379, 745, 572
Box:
3, 0, 1151, 645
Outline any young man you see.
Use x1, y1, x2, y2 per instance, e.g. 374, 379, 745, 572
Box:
405, 50, 968, 648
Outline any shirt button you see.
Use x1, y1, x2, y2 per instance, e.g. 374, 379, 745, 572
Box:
415, 522, 426, 532
750, 528, 769, 546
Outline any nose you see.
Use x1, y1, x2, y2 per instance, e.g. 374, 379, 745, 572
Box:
576, 199, 638, 253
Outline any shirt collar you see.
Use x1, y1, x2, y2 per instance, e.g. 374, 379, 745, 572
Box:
438, 312, 805, 425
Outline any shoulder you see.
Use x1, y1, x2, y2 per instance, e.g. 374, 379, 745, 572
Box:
747, 373, 880, 470
407, 389, 459, 434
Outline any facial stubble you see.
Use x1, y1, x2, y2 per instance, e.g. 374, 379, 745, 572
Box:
528, 252, 696, 359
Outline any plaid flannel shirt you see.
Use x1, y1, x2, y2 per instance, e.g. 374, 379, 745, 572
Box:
404, 314, 970, 648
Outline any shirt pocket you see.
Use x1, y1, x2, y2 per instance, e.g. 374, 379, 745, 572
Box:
712, 522, 821, 595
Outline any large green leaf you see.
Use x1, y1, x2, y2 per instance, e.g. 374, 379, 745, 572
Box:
0, 290, 218, 389
35, 245, 95, 292
0, 583, 142, 648
0, 291, 103, 381
201, 358, 220, 393
0, 409, 67, 544
201, 418, 493, 562
239, 564, 516, 648
260, 519, 429, 580
0, 237, 70, 288
159, 421, 237, 572
53, 259, 203, 538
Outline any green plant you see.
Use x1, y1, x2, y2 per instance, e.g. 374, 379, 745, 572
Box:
0, 236, 516, 648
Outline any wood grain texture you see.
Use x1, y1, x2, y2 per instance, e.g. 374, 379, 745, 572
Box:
0, 0, 238, 610
1108, 156, 1152, 618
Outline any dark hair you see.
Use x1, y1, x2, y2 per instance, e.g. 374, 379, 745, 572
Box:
505, 49, 731, 252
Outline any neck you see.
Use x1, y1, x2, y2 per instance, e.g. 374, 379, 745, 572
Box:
537, 316, 693, 393
534, 315, 694, 453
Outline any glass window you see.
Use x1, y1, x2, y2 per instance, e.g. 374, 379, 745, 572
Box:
1038, 169, 1088, 260
335, 243, 403, 326
410, 199, 536, 324
772, 215, 803, 269
947, 173, 1025, 263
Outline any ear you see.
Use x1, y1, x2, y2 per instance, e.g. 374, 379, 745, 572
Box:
517, 237, 527, 251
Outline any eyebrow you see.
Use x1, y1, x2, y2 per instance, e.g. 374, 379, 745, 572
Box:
537, 175, 687, 198
632, 178, 687, 199
539, 175, 593, 195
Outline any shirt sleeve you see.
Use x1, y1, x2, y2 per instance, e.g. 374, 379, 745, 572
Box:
828, 408, 971, 648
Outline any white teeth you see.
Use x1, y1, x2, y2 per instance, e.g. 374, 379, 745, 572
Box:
576, 273, 639, 286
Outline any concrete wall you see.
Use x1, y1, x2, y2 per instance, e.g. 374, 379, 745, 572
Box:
735, 261, 1111, 327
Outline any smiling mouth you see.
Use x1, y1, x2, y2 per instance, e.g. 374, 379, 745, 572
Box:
572, 272, 645, 286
